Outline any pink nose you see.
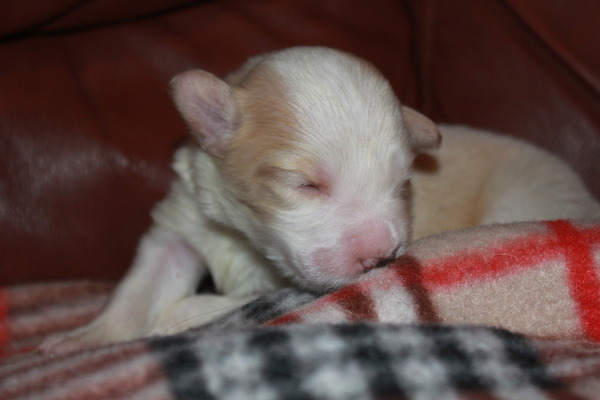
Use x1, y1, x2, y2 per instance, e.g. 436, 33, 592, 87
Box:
347, 224, 400, 272
360, 257, 388, 270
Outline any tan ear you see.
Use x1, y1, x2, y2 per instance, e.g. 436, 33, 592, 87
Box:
171, 70, 240, 158
402, 106, 441, 151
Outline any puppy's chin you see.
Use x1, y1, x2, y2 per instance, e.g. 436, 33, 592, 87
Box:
277, 257, 371, 293
287, 269, 356, 294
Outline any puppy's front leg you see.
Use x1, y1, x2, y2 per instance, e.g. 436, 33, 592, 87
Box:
39, 228, 204, 353
149, 294, 257, 336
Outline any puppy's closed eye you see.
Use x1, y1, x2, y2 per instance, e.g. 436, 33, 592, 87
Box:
282, 171, 328, 198
261, 167, 326, 196
298, 181, 320, 190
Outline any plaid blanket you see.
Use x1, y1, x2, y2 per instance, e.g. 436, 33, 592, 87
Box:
2, 219, 600, 399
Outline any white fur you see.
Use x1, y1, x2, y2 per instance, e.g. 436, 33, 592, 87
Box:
40, 47, 600, 352
411, 126, 600, 239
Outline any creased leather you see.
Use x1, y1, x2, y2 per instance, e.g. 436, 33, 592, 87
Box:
1, 0, 598, 283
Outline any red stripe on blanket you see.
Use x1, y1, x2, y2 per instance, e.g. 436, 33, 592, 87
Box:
392, 256, 440, 323
421, 232, 559, 288
327, 283, 378, 322
547, 220, 600, 342
265, 283, 378, 326
418, 222, 600, 290
544, 388, 591, 400
0, 288, 9, 358
268, 312, 303, 325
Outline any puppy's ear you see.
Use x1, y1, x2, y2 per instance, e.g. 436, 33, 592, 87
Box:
402, 106, 441, 151
171, 70, 240, 158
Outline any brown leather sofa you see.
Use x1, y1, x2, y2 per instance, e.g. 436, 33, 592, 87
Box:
1, 0, 599, 284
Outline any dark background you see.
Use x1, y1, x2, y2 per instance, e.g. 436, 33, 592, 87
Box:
1, 0, 599, 284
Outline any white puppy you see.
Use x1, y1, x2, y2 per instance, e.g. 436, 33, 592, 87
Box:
40, 46, 600, 352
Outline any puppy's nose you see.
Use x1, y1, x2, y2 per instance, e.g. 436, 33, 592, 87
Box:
361, 257, 384, 271
348, 223, 401, 272
360, 250, 398, 272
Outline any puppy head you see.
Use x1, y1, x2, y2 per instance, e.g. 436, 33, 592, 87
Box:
171, 47, 440, 291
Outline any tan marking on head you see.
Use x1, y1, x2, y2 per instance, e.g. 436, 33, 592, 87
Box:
219, 64, 317, 219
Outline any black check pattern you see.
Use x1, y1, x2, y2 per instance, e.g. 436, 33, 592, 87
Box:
150, 323, 562, 400
189, 288, 319, 335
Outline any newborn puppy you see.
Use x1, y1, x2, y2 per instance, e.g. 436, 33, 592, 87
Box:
40, 46, 600, 352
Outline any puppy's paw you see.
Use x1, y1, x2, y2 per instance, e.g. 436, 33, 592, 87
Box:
149, 294, 254, 336
38, 335, 87, 354
38, 326, 110, 354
